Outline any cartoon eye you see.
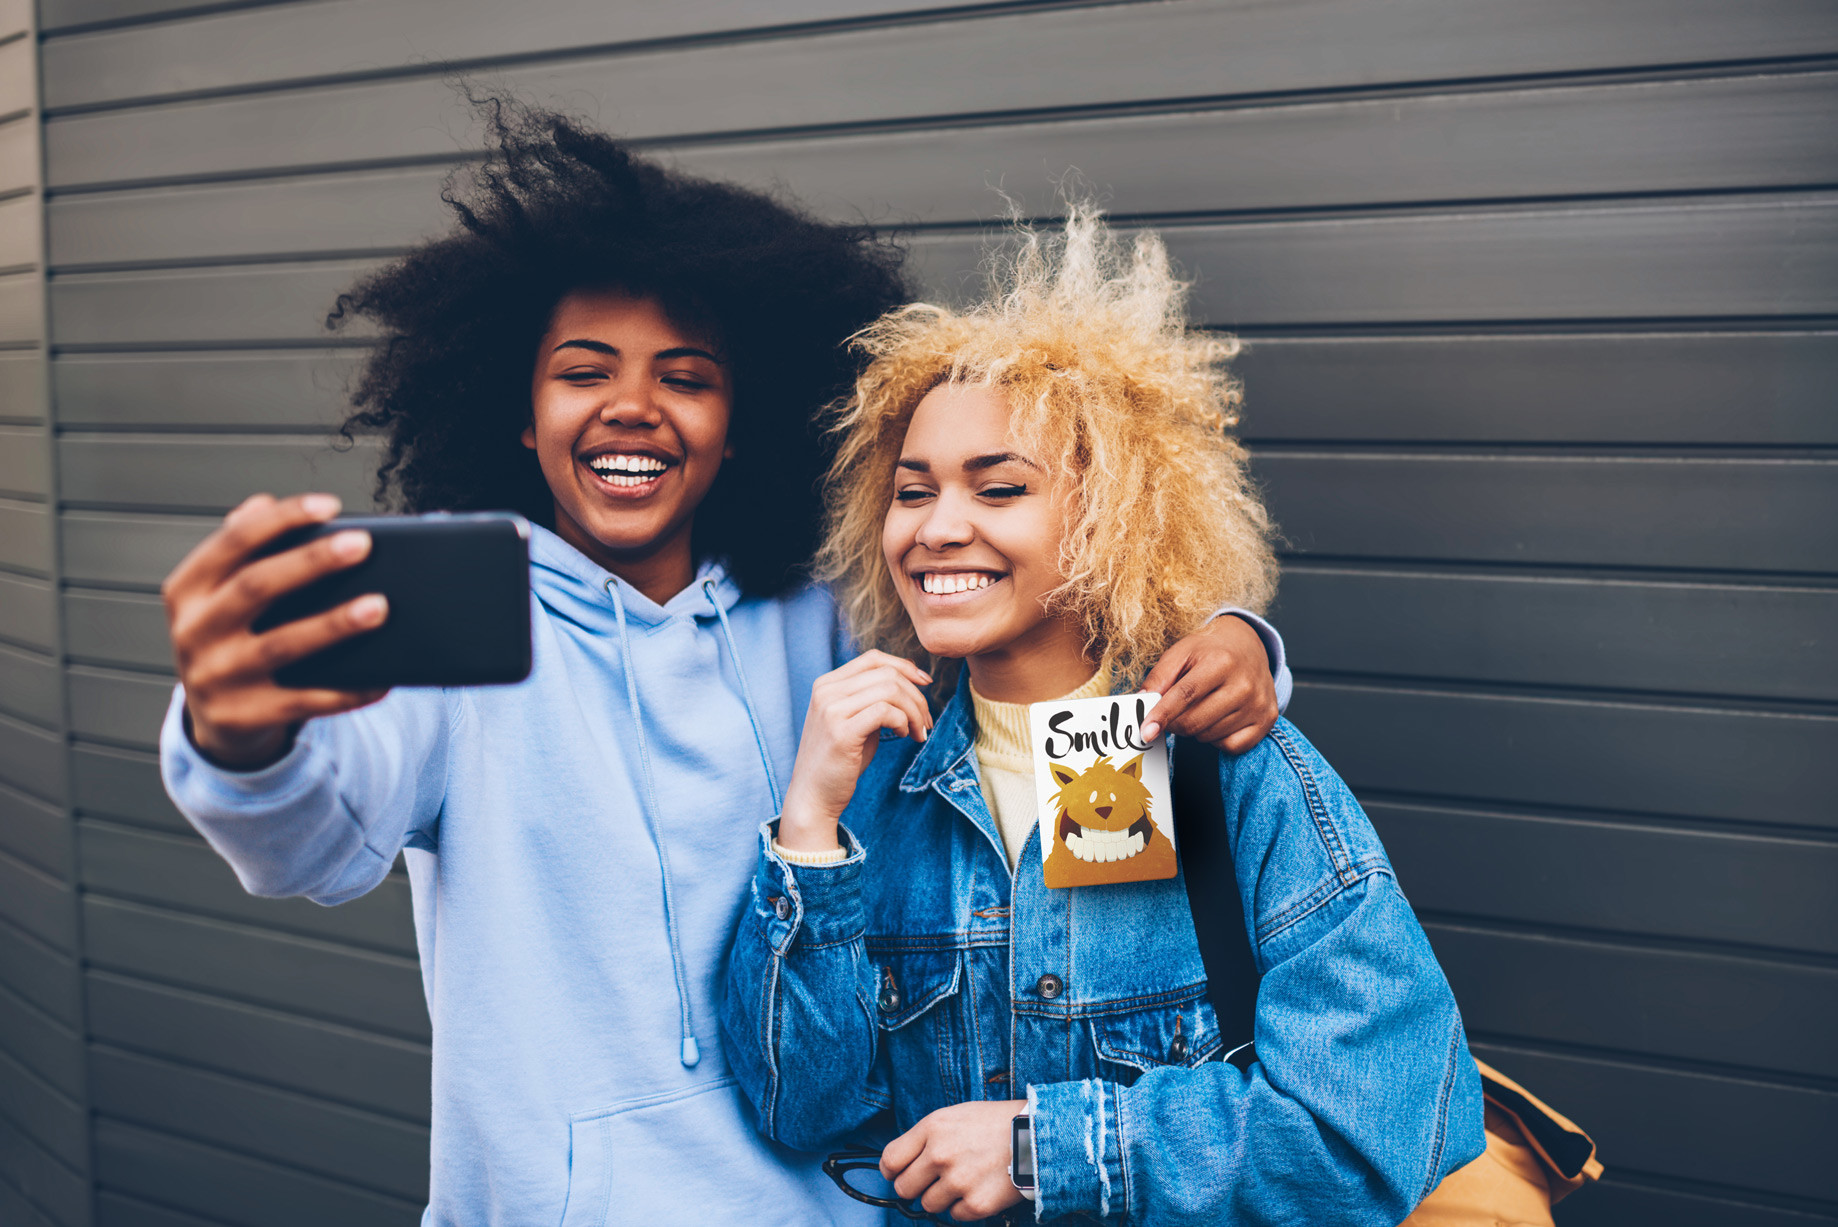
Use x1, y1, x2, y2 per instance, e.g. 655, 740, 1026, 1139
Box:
1108, 793, 1116, 802
1087, 790, 1098, 803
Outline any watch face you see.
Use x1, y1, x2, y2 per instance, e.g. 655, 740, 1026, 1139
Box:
1011, 1115, 1036, 1190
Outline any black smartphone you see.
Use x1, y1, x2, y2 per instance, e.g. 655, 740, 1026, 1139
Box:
252, 512, 532, 689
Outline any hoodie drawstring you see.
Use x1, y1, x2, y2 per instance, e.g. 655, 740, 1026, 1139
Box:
606, 575, 787, 1069
608, 580, 701, 1068
703, 578, 783, 814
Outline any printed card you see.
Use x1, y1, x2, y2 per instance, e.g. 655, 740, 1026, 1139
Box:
1029, 691, 1176, 888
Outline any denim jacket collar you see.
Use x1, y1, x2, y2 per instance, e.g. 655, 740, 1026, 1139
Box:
899, 670, 979, 794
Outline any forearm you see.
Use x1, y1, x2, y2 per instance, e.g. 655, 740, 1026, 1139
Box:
723, 823, 883, 1151
1216, 606, 1291, 714
159, 685, 446, 903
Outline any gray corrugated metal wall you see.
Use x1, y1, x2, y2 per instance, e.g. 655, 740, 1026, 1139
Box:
1, 1, 1833, 1224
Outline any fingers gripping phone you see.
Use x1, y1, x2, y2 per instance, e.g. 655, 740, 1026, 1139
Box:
253, 513, 533, 689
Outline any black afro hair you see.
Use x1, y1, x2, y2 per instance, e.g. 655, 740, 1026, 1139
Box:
333, 100, 910, 597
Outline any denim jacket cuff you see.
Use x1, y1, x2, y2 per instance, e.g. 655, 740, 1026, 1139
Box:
1027, 1078, 1128, 1222
753, 820, 867, 955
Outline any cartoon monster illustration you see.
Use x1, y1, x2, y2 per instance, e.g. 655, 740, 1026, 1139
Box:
1041, 753, 1177, 888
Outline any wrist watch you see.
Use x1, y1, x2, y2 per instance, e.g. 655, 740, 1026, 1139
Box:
1009, 1108, 1036, 1201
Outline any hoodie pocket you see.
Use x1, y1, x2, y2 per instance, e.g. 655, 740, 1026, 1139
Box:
559, 1076, 837, 1226
867, 948, 966, 1110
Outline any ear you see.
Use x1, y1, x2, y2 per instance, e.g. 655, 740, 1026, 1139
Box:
1118, 754, 1144, 780
1050, 764, 1078, 788
520, 424, 537, 450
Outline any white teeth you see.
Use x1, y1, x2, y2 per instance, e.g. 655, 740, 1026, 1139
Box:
588, 454, 668, 486
921, 572, 997, 595
1061, 826, 1148, 864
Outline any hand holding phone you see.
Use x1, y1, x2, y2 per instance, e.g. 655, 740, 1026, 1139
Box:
164, 495, 532, 770
164, 493, 392, 769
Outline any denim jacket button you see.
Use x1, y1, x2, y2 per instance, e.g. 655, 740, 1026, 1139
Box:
771, 896, 792, 921
1169, 1033, 1189, 1063
878, 968, 902, 1013
1035, 973, 1064, 1000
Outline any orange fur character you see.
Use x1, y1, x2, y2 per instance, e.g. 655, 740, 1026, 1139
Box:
1042, 754, 1176, 887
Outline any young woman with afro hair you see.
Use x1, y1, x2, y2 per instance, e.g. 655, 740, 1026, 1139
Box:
155, 104, 1291, 1224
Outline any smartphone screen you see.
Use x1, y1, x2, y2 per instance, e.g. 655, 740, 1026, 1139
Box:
252, 512, 532, 689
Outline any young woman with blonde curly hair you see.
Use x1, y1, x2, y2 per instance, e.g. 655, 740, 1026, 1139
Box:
720, 208, 1496, 1226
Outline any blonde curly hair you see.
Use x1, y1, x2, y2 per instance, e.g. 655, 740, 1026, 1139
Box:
816, 205, 1278, 682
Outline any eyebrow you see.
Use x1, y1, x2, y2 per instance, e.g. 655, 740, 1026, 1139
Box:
895, 452, 1041, 474
552, 340, 724, 364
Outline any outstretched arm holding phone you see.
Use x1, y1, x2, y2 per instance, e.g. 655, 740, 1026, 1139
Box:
160, 490, 450, 904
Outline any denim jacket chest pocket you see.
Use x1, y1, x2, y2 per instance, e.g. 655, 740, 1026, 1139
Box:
866, 944, 970, 1116
1086, 995, 1226, 1086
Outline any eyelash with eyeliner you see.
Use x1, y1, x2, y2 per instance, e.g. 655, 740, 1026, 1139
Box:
893, 484, 1028, 503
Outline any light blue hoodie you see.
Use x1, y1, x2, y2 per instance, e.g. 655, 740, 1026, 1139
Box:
159, 526, 1290, 1224
160, 526, 880, 1225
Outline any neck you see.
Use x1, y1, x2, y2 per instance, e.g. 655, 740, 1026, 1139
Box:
553, 506, 697, 606
963, 616, 1098, 704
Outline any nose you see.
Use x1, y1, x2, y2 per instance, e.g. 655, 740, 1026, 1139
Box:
599, 378, 662, 428
913, 491, 973, 551
1095, 806, 1113, 819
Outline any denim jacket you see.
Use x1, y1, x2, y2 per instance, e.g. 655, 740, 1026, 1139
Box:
724, 678, 1484, 1225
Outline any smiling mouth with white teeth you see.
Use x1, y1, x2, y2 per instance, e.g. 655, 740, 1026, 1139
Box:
918, 571, 1004, 595
586, 454, 672, 488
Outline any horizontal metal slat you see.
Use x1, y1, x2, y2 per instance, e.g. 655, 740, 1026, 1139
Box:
1473, 1043, 1838, 1204
1236, 332, 1838, 446
51, 332, 1837, 444
0, 982, 83, 1101
41, 0, 963, 102
60, 510, 212, 587
0, 426, 49, 498
41, 0, 1838, 179
1258, 453, 1838, 574
1378, 803, 1838, 956
89, 1046, 428, 1201
79, 821, 418, 957
53, 350, 360, 430
0, 1047, 86, 1175
0, 1108, 87, 1227
1556, 1178, 1829, 1227
66, 666, 169, 749
1273, 568, 1838, 700
0, 642, 59, 728
1431, 924, 1838, 1080
0, 849, 76, 954
92, 1117, 422, 1227
86, 972, 430, 1122
0, 781, 69, 879
0, 572, 56, 652
58, 433, 381, 512
82, 897, 430, 1041
69, 741, 185, 831
50, 199, 1838, 347
0, 1178, 57, 1227
63, 588, 165, 669
0, 195, 39, 272
0, 712, 66, 806
0, 498, 51, 576
908, 196, 1838, 326
1290, 681, 1836, 831
0, 916, 80, 1029
0, 272, 44, 346
0, 351, 47, 426
48, 71, 1838, 266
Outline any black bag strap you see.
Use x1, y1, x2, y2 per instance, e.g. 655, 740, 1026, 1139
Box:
1170, 736, 1261, 1069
